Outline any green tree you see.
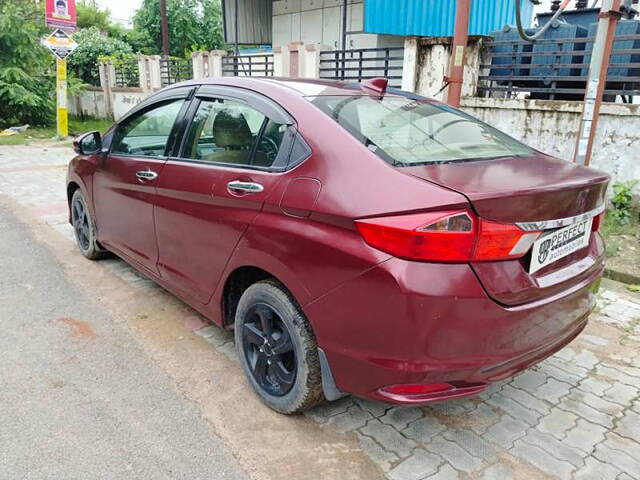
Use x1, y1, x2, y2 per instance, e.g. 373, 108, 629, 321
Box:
67, 27, 133, 85
0, 0, 55, 128
77, 1, 111, 31
133, 0, 225, 57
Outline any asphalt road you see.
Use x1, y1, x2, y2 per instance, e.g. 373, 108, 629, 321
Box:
0, 197, 248, 480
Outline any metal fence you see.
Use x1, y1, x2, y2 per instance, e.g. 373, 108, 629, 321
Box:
479, 34, 640, 101
221, 54, 274, 77
113, 59, 140, 88
319, 47, 404, 87
159, 57, 194, 87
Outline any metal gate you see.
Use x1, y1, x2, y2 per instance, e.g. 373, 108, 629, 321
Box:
319, 47, 404, 87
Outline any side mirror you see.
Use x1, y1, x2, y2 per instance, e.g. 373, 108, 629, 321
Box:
73, 131, 102, 155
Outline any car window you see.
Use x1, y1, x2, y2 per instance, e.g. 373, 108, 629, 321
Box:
311, 95, 533, 166
182, 98, 287, 168
111, 100, 184, 157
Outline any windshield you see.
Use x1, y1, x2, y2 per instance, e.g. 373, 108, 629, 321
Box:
310, 95, 534, 166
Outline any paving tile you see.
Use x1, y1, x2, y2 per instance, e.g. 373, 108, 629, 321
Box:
573, 350, 601, 370
574, 456, 622, 480
593, 443, 640, 476
424, 436, 484, 473
442, 429, 497, 462
380, 407, 424, 430
357, 433, 398, 472
603, 383, 638, 406
500, 384, 550, 415
480, 463, 514, 480
511, 369, 548, 390
534, 377, 574, 404
353, 397, 389, 418
402, 416, 447, 444
581, 334, 610, 346
511, 440, 575, 479
564, 419, 608, 453
577, 376, 613, 396
557, 397, 616, 429
485, 392, 542, 426
360, 419, 416, 458
325, 405, 373, 433
426, 463, 460, 480
537, 409, 579, 439
305, 396, 354, 423
484, 416, 529, 449
387, 450, 442, 480
521, 430, 586, 468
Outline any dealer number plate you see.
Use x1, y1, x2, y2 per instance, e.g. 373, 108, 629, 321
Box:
529, 218, 593, 274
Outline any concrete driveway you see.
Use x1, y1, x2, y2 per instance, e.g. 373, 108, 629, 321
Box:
1, 143, 639, 480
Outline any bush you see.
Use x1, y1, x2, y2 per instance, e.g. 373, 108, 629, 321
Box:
0, 1, 55, 128
610, 181, 638, 226
68, 27, 134, 85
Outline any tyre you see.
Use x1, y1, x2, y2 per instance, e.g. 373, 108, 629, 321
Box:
71, 189, 108, 260
234, 279, 324, 414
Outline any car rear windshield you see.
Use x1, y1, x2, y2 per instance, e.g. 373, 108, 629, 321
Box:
310, 95, 533, 166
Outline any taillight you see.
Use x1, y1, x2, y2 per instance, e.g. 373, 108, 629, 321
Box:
592, 212, 604, 232
355, 209, 541, 262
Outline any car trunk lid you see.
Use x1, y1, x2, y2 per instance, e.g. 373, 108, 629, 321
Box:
402, 154, 609, 305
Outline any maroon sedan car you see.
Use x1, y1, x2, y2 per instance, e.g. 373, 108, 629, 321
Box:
67, 77, 608, 413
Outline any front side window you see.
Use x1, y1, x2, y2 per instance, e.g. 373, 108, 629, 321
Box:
182, 98, 287, 168
311, 95, 533, 166
111, 99, 184, 157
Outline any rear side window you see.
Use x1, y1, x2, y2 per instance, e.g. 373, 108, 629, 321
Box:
182, 98, 287, 168
310, 95, 533, 166
111, 100, 184, 157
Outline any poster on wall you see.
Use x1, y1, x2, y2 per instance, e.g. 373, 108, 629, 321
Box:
45, 0, 77, 30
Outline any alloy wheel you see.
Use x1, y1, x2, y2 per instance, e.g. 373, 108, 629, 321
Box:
72, 196, 91, 251
242, 303, 296, 396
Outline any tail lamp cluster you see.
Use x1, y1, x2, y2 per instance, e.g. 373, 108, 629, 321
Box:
355, 210, 603, 263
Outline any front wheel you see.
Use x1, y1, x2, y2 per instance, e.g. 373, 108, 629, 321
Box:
234, 280, 324, 414
71, 189, 108, 260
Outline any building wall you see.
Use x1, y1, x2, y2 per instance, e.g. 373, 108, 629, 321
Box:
461, 97, 640, 194
364, 0, 534, 37
69, 87, 107, 119
272, 0, 403, 50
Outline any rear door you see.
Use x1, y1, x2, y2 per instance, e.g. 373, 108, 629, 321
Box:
93, 89, 192, 274
154, 86, 296, 304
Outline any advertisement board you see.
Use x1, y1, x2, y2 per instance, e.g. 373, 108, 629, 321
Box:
45, 0, 77, 30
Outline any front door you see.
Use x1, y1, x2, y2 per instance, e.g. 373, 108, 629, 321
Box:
154, 93, 292, 304
93, 98, 186, 274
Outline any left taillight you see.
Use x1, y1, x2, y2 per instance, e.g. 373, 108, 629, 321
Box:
355, 210, 541, 263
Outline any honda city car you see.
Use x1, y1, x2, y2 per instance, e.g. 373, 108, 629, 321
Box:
67, 77, 608, 413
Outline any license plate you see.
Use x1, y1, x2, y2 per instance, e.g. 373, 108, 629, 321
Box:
529, 218, 593, 274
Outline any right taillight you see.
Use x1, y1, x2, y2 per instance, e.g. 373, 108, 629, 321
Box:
355, 209, 541, 263
592, 212, 604, 232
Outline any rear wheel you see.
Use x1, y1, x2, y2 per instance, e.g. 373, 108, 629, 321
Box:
234, 280, 324, 414
71, 190, 108, 260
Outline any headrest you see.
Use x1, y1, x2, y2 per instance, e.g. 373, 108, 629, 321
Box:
212, 109, 253, 148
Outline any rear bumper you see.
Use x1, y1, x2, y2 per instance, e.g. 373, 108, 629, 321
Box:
304, 257, 602, 405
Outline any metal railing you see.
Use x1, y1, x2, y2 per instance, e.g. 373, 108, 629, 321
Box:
159, 57, 194, 87
113, 59, 140, 88
480, 34, 640, 101
319, 47, 404, 87
221, 54, 274, 77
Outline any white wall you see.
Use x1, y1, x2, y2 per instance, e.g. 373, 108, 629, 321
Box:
112, 89, 147, 120
69, 88, 107, 119
272, 0, 403, 50
461, 97, 640, 194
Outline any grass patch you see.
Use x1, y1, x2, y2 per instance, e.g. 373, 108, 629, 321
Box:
0, 116, 113, 146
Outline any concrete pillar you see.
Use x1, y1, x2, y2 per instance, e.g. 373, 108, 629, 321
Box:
98, 61, 115, 119
401, 36, 419, 93
287, 42, 303, 77
299, 44, 327, 79
146, 55, 163, 90
273, 46, 288, 77
191, 51, 206, 79
137, 55, 152, 93
207, 50, 226, 77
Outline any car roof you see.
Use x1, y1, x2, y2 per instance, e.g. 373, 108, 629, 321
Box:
169, 76, 394, 97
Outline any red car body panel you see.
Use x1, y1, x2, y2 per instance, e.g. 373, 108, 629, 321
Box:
67, 77, 608, 405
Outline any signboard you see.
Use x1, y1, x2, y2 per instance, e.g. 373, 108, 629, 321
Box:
45, 0, 77, 30
41, 29, 78, 61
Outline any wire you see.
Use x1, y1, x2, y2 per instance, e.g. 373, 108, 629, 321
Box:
516, 0, 572, 42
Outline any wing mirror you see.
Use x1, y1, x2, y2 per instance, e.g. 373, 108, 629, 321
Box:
73, 131, 102, 155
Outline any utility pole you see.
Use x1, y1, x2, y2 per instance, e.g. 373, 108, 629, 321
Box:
445, 0, 471, 107
160, 0, 169, 57
573, 0, 623, 166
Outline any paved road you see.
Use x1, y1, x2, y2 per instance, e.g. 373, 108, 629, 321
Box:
1, 143, 640, 480
0, 197, 249, 480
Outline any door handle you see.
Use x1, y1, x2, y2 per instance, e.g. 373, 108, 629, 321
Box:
227, 181, 264, 194
136, 170, 158, 181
